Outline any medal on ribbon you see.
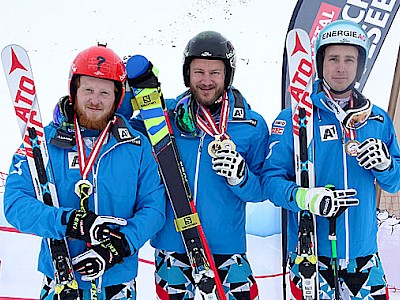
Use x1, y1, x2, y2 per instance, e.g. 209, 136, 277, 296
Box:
207, 135, 236, 158
344, 139, 360, 157
196, 91, 236, 158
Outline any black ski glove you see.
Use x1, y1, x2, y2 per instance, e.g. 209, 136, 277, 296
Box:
127, 57, 159, 89
66, 209, 127, 245
72, 231, 132, 281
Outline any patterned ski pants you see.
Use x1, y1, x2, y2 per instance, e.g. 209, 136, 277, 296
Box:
289, 253, 388, 299
40, 276, 136, 300
154, 249, 259, 300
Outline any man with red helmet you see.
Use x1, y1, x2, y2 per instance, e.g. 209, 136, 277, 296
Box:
4, 44, 166, 299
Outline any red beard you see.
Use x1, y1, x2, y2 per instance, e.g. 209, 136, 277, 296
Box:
74, 102, 116, 130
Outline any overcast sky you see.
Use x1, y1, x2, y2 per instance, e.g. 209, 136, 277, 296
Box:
0, 0, 399, 172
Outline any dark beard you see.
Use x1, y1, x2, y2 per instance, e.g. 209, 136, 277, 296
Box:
191, 89, 223, 116
191, 85, 224, 107
74, 103, 115, 130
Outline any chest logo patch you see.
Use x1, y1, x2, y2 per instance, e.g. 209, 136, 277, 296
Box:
319, 125, 338, 141
68, 152, 80, 169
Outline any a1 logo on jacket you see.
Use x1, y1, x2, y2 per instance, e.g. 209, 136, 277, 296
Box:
68, 152, 79, 169
319, 124, 338, 141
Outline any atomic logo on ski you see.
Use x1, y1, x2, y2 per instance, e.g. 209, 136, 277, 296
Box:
9, 47, 28, 74
291, 32, 308, 56
4, 47, 44, 159
287, 31, 313, 137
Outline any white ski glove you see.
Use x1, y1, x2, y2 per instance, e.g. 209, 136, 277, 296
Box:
295, 186, 359, 217
357, 138, 392, 171
212, 149, 246, 186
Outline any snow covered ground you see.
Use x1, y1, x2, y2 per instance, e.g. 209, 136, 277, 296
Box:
1, 189, 400, 299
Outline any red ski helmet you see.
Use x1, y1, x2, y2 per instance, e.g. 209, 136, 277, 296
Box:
68, 43, 127, 109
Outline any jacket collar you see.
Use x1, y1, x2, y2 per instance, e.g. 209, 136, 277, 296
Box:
50, 114, 140, 149
311, 80, 368, 113
175, 87, 251, 121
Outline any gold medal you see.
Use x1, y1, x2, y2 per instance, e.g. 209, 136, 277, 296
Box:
345, 140, 360, 156
220, 139, 236, 152
208, 136, 223, 158
208, 137, 236, 158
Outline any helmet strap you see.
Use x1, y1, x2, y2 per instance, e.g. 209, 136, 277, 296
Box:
322, 79, 355, 96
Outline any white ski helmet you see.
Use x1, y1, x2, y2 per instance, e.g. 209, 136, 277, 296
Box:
315, 19, 370, 82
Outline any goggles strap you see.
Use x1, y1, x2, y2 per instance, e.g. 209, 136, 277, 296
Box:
323, 85, 357, 139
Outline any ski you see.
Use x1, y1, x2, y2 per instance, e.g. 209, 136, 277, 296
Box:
285, 30, 318, 300
125, 55, 226, 300
1, 44, 80, 300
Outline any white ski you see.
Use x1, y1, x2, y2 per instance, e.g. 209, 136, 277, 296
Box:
2, 44, 80, 300
286, 29, 318, 300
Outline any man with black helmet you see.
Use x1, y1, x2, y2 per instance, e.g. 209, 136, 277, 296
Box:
149, 31, 269, 299
262, 20, 400, 299
4, 44, 166, 300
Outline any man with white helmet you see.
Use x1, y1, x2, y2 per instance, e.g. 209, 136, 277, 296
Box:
4, 44, 166, 300
262, 20, 400, 299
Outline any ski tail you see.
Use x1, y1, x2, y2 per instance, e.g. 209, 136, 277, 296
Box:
285, 30, 318, 300
1, 44, 80, 300
125, 55, 226, 300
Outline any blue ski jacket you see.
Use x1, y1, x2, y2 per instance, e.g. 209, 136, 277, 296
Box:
148, 88, 269, 254
262, 80, 400, 259
4, 114, 166, 289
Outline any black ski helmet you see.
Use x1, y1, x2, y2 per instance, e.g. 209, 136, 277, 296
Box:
183, 31, 236, 89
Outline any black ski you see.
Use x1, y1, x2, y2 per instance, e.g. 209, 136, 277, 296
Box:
125, 55, 226, 300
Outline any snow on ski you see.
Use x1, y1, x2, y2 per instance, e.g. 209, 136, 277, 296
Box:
1, 44, 80, 300
125, 54, 226, 300
285, 29, 318, 300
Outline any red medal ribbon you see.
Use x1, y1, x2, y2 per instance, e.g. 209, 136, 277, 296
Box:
74, 116, 115, 180
196, 91, 230, 140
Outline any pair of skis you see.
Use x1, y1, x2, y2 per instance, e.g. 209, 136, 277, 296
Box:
2, 45, 80, 300
286, 29, 347, 300
285, 29, 318, 300
125, 55, 226, 300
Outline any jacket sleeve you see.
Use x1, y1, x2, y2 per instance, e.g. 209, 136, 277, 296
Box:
260, 109, 302, 212
3, 148, 72, 239
119, 137, 166, 253
228, 113, 270, 203
371, 110, 400, 193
